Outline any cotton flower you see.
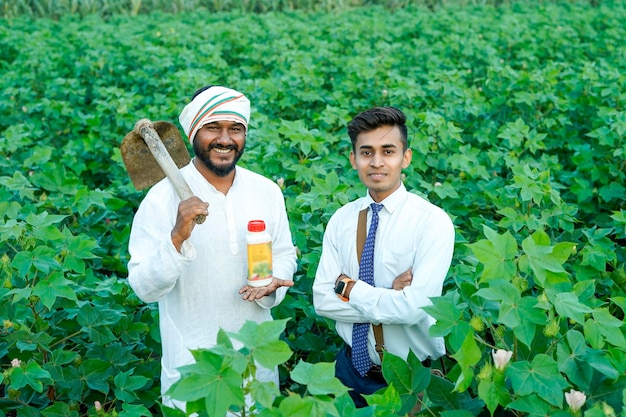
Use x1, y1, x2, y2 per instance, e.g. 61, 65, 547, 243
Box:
11, 358, 21, 368
276, 178, 285, 188
565, 390, 586, 412
492, 349, 512, 371
94, 401, 103, 411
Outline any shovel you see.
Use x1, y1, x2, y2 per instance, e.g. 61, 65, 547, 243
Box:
121, 119, 206, 224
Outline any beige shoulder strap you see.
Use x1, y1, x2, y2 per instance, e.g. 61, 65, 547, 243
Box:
357, 208, 368, 262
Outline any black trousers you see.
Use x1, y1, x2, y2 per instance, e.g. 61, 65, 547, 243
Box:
335, 346, 433, 408
335, 346, 387, 408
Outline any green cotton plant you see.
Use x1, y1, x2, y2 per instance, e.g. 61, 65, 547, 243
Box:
424, 224, 626, 416
0, 192, 159, 416
163, 319, 462, 417
163, 319, 348, 416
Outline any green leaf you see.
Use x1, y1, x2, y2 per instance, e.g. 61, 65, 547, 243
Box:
252, 339, 293, 370
423, 291, 464, 338
363, 383, 403, 412
118, 403, 152, 417
593, 308, 626, 349
77, 303, 121, 345
440, 411, 475, 417
521, 231, 570, 286
506, 354, 568, 407
9, 362, 52, 392
32, 225, 65, 242
584, 319, 606, 350
7, 330, 53, 352
0, 171, 34, 199
10, 251, 35, 278
383, 351, 428, 393
276, 393, 339, 417
64, 232, 99, 259
612, 296, 626, 315
195, 346, 247, 375
483, 226, 518, 259
382, 350, 430, 414
467, 226, 517, 282
24, 212, 68, 227
599, 181, 626, 202
79, 359, 111, 394
63, 254, 86, 273
475, 278, 520, 305
547, 291, 593, 324
556, 330, 594, 390
498, 118, 528, 148
290, 360, 348, 396
216, 327, 234, 349
249, 379, 280, 409
510, 298, 544, 349
170, 367, 243, 416
506, 393, 552, 416
610, 210, 626, 238
478, 371, 511, 415
228, 319, 292, 368
427, 375, 461, 409
33, 271, 78, 309
330, 394, 359, 417
41, 402, 79, 417
432, 181, 460, 199
450, 329, 481, 392
114, 370, 149, 402
32, 245, 62, 274
561, 329, 616, 377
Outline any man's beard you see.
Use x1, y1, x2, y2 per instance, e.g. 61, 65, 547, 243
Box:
193, 141, 244, 177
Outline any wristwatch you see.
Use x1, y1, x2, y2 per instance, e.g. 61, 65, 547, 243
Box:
335, 277, 354, 302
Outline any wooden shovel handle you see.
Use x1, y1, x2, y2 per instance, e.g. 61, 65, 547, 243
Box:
135, 119, 206, 224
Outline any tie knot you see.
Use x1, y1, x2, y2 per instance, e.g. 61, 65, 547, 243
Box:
370, 203, 383, 215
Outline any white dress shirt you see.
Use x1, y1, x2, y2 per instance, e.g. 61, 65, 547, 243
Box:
128, 163, 297, 401
313, 183, 454, 364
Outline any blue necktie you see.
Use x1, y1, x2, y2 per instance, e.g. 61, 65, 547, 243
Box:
352, 203, 384, 376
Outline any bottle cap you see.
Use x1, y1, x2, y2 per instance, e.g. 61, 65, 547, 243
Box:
248, 220, 266, 232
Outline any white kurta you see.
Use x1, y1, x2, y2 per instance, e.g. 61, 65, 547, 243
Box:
127, 163, 297, 402
313, 184, 454, 364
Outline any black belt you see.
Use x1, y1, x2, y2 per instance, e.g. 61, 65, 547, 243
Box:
346, 345, 431, 378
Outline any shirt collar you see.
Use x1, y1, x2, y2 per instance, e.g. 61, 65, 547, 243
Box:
359, 183, 407, 214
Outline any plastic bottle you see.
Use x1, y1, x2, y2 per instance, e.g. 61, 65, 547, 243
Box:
246, 220, 273, 287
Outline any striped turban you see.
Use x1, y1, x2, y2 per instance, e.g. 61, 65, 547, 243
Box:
178, 86, 250, 143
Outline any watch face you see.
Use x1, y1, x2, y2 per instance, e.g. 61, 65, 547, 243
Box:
335, 281, 345, 294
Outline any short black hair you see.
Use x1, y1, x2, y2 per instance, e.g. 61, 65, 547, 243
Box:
347, 106, 408, 152
191, 85, 215, 100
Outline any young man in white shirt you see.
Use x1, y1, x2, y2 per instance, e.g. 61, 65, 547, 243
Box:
313, 106, 455, 407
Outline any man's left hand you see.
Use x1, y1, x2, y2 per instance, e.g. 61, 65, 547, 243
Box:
239, 278, 294, 302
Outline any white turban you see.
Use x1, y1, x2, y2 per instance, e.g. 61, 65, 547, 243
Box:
178, 86, 250, 143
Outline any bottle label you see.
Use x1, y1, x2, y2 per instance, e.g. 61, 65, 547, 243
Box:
247, 242, 273, 282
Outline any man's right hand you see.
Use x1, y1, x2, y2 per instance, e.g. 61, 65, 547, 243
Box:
171, 197, 209, 252
392, 269, 412, 290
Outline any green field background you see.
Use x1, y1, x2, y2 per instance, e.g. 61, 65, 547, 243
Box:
1, 1, 625, 416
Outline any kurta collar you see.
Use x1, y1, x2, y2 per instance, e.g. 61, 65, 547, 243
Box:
188, 160, 240, 194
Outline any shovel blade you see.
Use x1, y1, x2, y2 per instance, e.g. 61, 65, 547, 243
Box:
121, 121, 191, 190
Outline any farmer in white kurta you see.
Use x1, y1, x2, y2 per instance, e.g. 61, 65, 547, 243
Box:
127, 86, 297, 410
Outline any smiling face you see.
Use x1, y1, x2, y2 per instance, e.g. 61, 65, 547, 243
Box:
192, 120, 246, 177
349, 125, 412, 202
